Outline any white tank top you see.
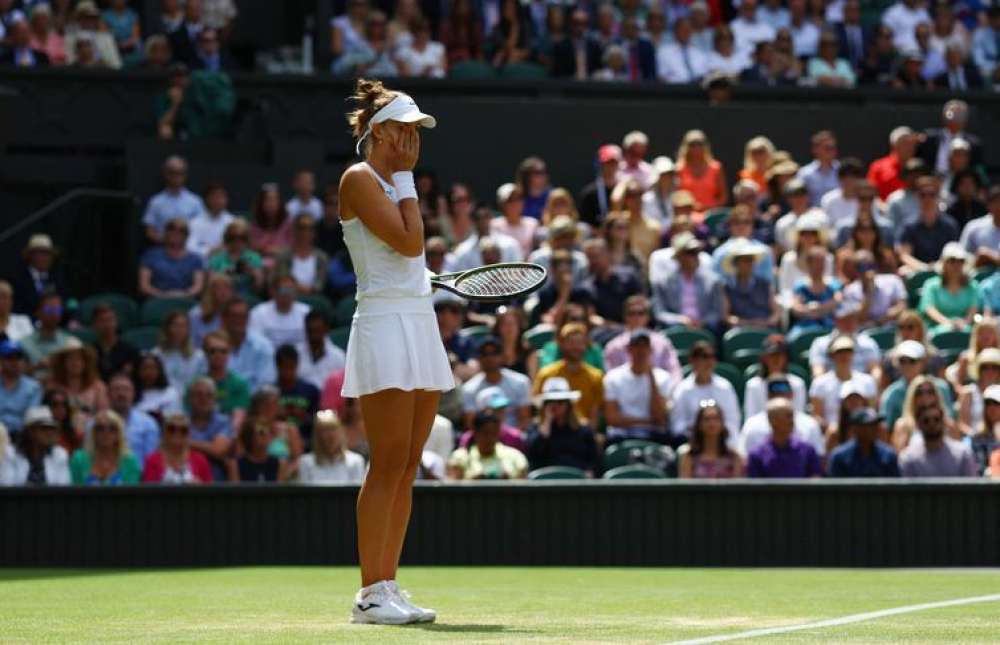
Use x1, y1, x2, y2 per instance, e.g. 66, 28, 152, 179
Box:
341, 164, 432, 301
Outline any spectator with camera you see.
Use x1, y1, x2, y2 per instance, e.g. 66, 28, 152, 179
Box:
207, 219, 265, 295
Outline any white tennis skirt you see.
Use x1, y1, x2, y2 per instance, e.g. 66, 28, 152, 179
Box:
341, 295, 456, 398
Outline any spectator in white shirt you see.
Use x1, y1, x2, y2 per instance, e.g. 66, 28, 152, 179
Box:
820, 157, 866, 229
641, 156, 677, 226
808, 301, 883, 379
689, 1, 715, 52
396, 17, 446, 78
452, 206, 523, 271
744, 335, 808, 418
882, 0, 931, 52
758, 0, 790, 31
670, 341, 741, 441
603, 330, 674, 444
619, 131, 655, 191
740, 377, 824, 457
658, 16, 708, 84
705, 24, 749, 76
296, 410, 366, 483
186, 182, 235, 259
730, 0, 777, 58
809, 335, 878, 431
774, 180, 824, 254
788, 0, 820, 57
248, 274, 311, 349
295, 311, 346, 391
285, 169, 323, 222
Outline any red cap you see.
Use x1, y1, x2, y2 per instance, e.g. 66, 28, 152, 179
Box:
597, 144, 622, 163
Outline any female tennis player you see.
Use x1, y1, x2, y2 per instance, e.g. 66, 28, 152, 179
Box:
338, 79, 455, 625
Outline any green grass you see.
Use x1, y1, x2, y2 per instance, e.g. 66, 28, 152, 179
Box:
1, 568, 999, 643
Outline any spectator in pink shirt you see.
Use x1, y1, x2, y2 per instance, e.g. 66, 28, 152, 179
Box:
618, 130, 655, 190
603, 295, 682, 383
27, 4, 65, 65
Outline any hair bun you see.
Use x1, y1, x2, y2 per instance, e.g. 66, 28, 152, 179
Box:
354, 78, 386, 109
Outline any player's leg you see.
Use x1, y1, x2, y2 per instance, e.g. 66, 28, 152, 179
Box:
379, 388, 441, 580
357, 388, 416, 587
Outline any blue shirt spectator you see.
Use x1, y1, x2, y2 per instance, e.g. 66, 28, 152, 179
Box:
971, 9, 1000, 79
0, 340, 43, 435
142, 156, 206, 242
229, 331, 276, 391
140, 246, 204, 295
123, 408, 160, 466
827, 439, 900, 477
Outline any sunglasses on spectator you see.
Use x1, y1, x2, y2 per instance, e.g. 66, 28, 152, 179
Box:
166, 224, 189, 233
899, 357, 918, 365
42, 305, 63, 316
919, 414, 943, 424
625, 309, 647, 317
731, 219, 752, 226
49, 399, 67, 407
858, 194, 875, 202
981, 364, 1000, 372
916, 386, 936, 395
900, 323, 917, 330
919, 191, 938, 199
478, 350, 500, 357
206, 346, 228, 355
254, 427, 270, 437
165, 424, 189, 435
225, 234, 248, 242
692, 352, 716, 360
93, 424, 115, 434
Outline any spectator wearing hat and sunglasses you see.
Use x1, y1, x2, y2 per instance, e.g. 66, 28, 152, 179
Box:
526, 377, 597, 474
880, 340, 953, 432
12, 233, 67, 318
0, 405, 70, 485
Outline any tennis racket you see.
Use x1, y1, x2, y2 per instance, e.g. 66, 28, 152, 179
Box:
431, 262, 548, 302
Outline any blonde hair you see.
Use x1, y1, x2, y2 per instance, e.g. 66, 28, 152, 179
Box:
541, 188, 579, 226
85, 410, 129, 458
0, 422, 8, 465
346, 78, 399, 158
969, 317, 999, 381
743, 136, 775, 173
158, 310, 194, 358
312, 409, 347, 465
199, 272, 233, 323
676, 130, 715, 168
0, 280, 12, 298
899, 375, 947, 430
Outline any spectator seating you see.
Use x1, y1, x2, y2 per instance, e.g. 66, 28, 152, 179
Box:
930, 329, 972, 353
602, 439, 664, 473
524, 325, 556, 351
905, 271, 937, 308
329, 326, 350, 351
790, 328, 826, 367
498, 63, 548, 80
122, 326, 160, 351
862, 326, 897, 352
723, 327, 773, 367
80, 293, 139, 328
459, 325, 493, 344
333, 296, 357, 327
665, 328, 717, 365
744, 362, 812, 388
603, 464, 667, 480
69, 328, 98, 346
528, 466, 587, 480
449, 61, 497, 81
140, 297, 197, 327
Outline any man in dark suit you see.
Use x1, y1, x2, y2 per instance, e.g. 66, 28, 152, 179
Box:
834, 0, 869, 71
169, 0, 206, 68
552, 8, 603, 78
932, 45, 984, 91
740, 41, 797, 86
918, 99, 984, 175
619, 16, 656, 81
0, 18, 49, 67
11, 234, 67, 317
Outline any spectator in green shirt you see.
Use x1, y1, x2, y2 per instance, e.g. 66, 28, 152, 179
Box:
919, 243, 981, 334
20, 291, 73, 379
880, 340, 953, 432
69, 409, 141, 485
207, 219, 264, 295
200, 330, 249, 431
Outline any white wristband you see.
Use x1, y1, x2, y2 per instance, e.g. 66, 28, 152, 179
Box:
391, 171, 417, 202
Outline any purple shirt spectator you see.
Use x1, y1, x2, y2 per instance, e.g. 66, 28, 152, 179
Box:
747, 436, 822, 478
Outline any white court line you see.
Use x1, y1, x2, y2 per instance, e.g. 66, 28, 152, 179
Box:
667, 593, 1000, 644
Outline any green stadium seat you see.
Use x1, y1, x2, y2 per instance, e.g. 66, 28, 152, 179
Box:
298, 294, 335, 324
790, 328, 825, 367
602, 440, 662, 472
68, 327, 97, 346
862, 325, 897, 352
723, 327, 773, 362
743, 361, 811, 389
333, 296, 357, 327
140, 297, 196, 327
681, 361, 743, 393
499, 62, 548, 79
730, 347, 762, 371
122, 326, 160, 351
459, 325, 493, 344
905, 270, 936, 308
528, 466, 587, 480
79, 293, 139, 329
523, 325, 555, 351
329, 326, 351, 351
664, 327, 716, 353
930, 329, 970, 352
602, 464, 666, 480
973, 267, 996, 284
449, 60, 497, 80
703, 208, 730, 238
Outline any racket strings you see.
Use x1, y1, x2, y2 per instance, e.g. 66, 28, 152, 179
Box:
456, 266, 543, 297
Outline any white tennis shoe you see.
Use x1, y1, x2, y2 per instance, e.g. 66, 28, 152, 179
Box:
386, 580, 437, 623
350, 581, 418, 625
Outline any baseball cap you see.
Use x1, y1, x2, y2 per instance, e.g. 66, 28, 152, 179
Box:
897, 340, 927, 361
476, 336, 502, 354
652, 156, 675, 176
847, 407, 883, 426
829, 335, 856, 354
766, 374, 793, 397
598, 144, 623, 163
0, 339, 24, 358
23, 406, 57, 429
983, 384, 1000, 404
475, 386, 511, 411
784, 177, 807, 197
671, 232, 702, 254
839, 380, 868, 401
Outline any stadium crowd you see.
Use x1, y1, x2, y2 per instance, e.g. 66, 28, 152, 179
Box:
1, 90, 999, 485
2, 1, 1000, 91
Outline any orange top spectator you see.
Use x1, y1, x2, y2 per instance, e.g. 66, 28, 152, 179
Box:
737, 136, 775, 193
676, 129, 728, 221
867, 125, 919, 200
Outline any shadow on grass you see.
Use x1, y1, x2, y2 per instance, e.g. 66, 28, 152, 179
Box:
0, 568, 218, 583
412, 623, 533, 635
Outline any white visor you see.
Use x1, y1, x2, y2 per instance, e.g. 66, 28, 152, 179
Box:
356, 94, 436, 155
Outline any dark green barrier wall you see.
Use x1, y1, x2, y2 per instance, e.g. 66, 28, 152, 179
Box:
2, 481, 998, 568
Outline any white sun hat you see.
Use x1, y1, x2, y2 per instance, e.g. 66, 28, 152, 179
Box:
356, 93, 436, 155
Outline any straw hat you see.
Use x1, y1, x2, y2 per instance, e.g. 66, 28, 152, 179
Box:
788, 209, 829, 248
721, 238, 765, 275
22, 233, 57, 259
